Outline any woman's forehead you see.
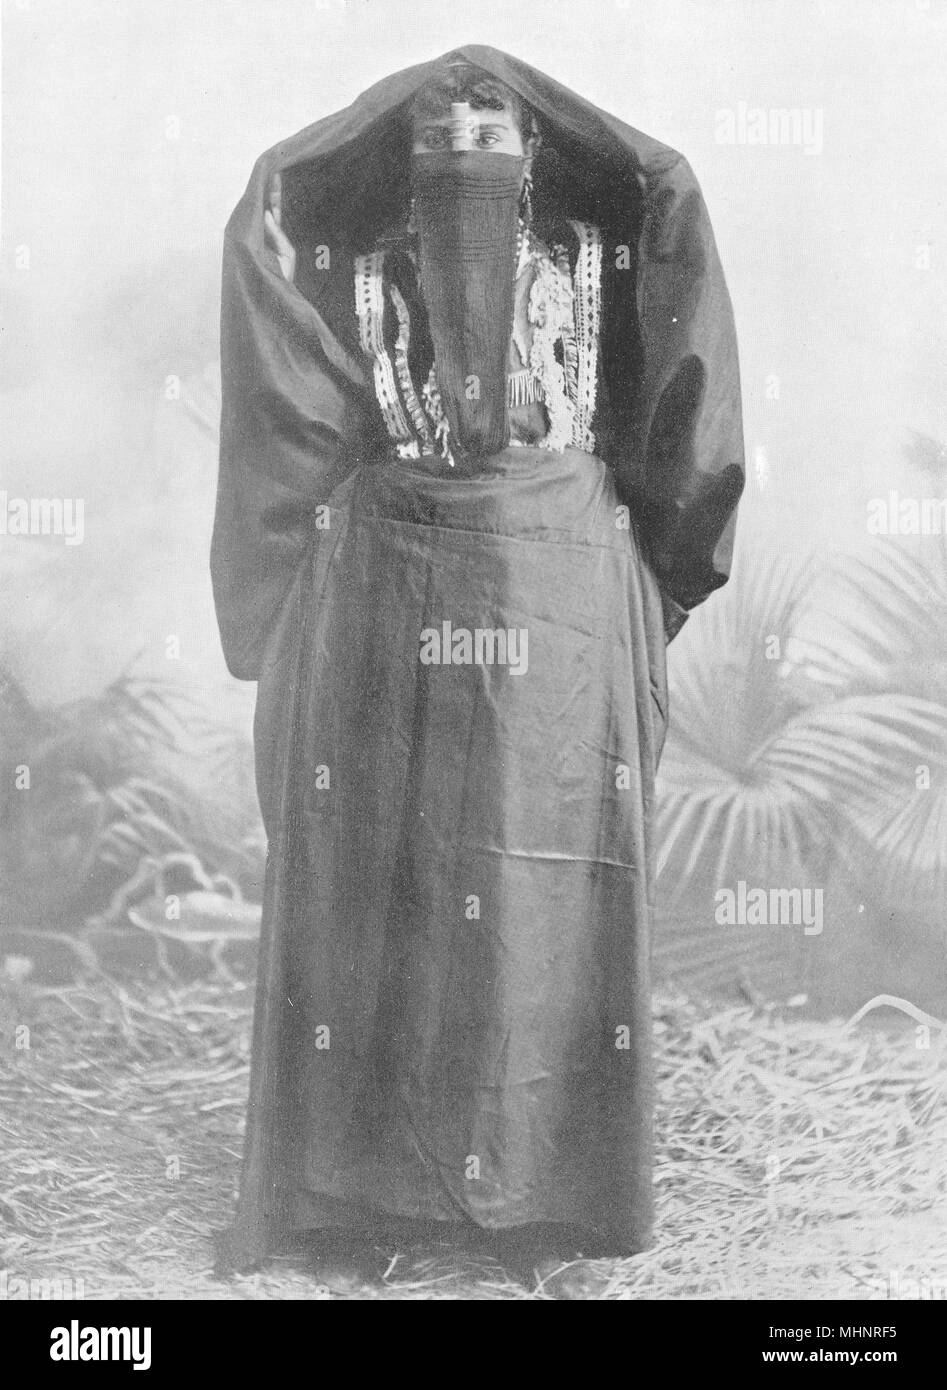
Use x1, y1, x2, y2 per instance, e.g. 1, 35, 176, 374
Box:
412, 108, 518, 127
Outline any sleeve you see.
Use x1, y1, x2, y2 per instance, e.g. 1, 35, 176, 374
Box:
613, 153, 746, 630
210, 156, 378, 681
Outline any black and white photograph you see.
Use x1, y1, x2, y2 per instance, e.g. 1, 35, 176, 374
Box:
1, 0, 945, 1333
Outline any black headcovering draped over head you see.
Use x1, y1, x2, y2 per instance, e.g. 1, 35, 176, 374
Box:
212, 45, 745, 680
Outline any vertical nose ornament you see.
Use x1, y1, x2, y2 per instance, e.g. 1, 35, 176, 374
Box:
449, 101, 478, 151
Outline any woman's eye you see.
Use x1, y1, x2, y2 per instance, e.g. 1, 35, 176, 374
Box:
477, 132, 500, 147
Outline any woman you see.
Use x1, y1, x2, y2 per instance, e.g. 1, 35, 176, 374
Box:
211, 46, 744, 1291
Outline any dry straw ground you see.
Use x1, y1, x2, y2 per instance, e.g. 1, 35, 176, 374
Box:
1, 974, 945, 1300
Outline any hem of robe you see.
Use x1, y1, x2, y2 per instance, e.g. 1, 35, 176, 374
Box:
286, 1184, 654, 1256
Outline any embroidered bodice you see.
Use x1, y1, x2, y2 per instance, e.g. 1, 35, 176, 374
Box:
354, 221, 603, 464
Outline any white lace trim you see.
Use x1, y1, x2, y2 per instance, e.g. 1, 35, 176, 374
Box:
569, 221, 602, 454
355, 251, 413, 444
388, 282, 434, 453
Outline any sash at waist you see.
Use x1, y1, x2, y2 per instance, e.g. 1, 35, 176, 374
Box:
353, 446, 626, 549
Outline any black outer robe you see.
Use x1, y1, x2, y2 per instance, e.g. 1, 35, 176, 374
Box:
211, 45, 744, 1271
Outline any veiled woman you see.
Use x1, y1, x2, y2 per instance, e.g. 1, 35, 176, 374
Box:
211, 46, 744, 1291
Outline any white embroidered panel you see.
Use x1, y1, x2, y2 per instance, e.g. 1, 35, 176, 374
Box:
354, 223, 603, 458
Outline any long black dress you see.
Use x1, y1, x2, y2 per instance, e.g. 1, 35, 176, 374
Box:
211, 45, 744, 1270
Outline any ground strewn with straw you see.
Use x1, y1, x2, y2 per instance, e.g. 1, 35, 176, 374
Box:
1, 977, 945, 1300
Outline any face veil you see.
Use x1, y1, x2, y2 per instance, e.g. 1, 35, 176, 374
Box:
411, 150, 525, 458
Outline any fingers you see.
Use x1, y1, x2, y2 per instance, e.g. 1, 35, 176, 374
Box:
263, 207, 277, 252
264, 207, 290, 252
263, 208, 295, 282
265, 173, 295, 283
268, 170, 283, 225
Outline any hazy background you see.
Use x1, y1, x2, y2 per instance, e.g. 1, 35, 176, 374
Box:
2, 0, 945, 1006
3, 0, 945, 701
